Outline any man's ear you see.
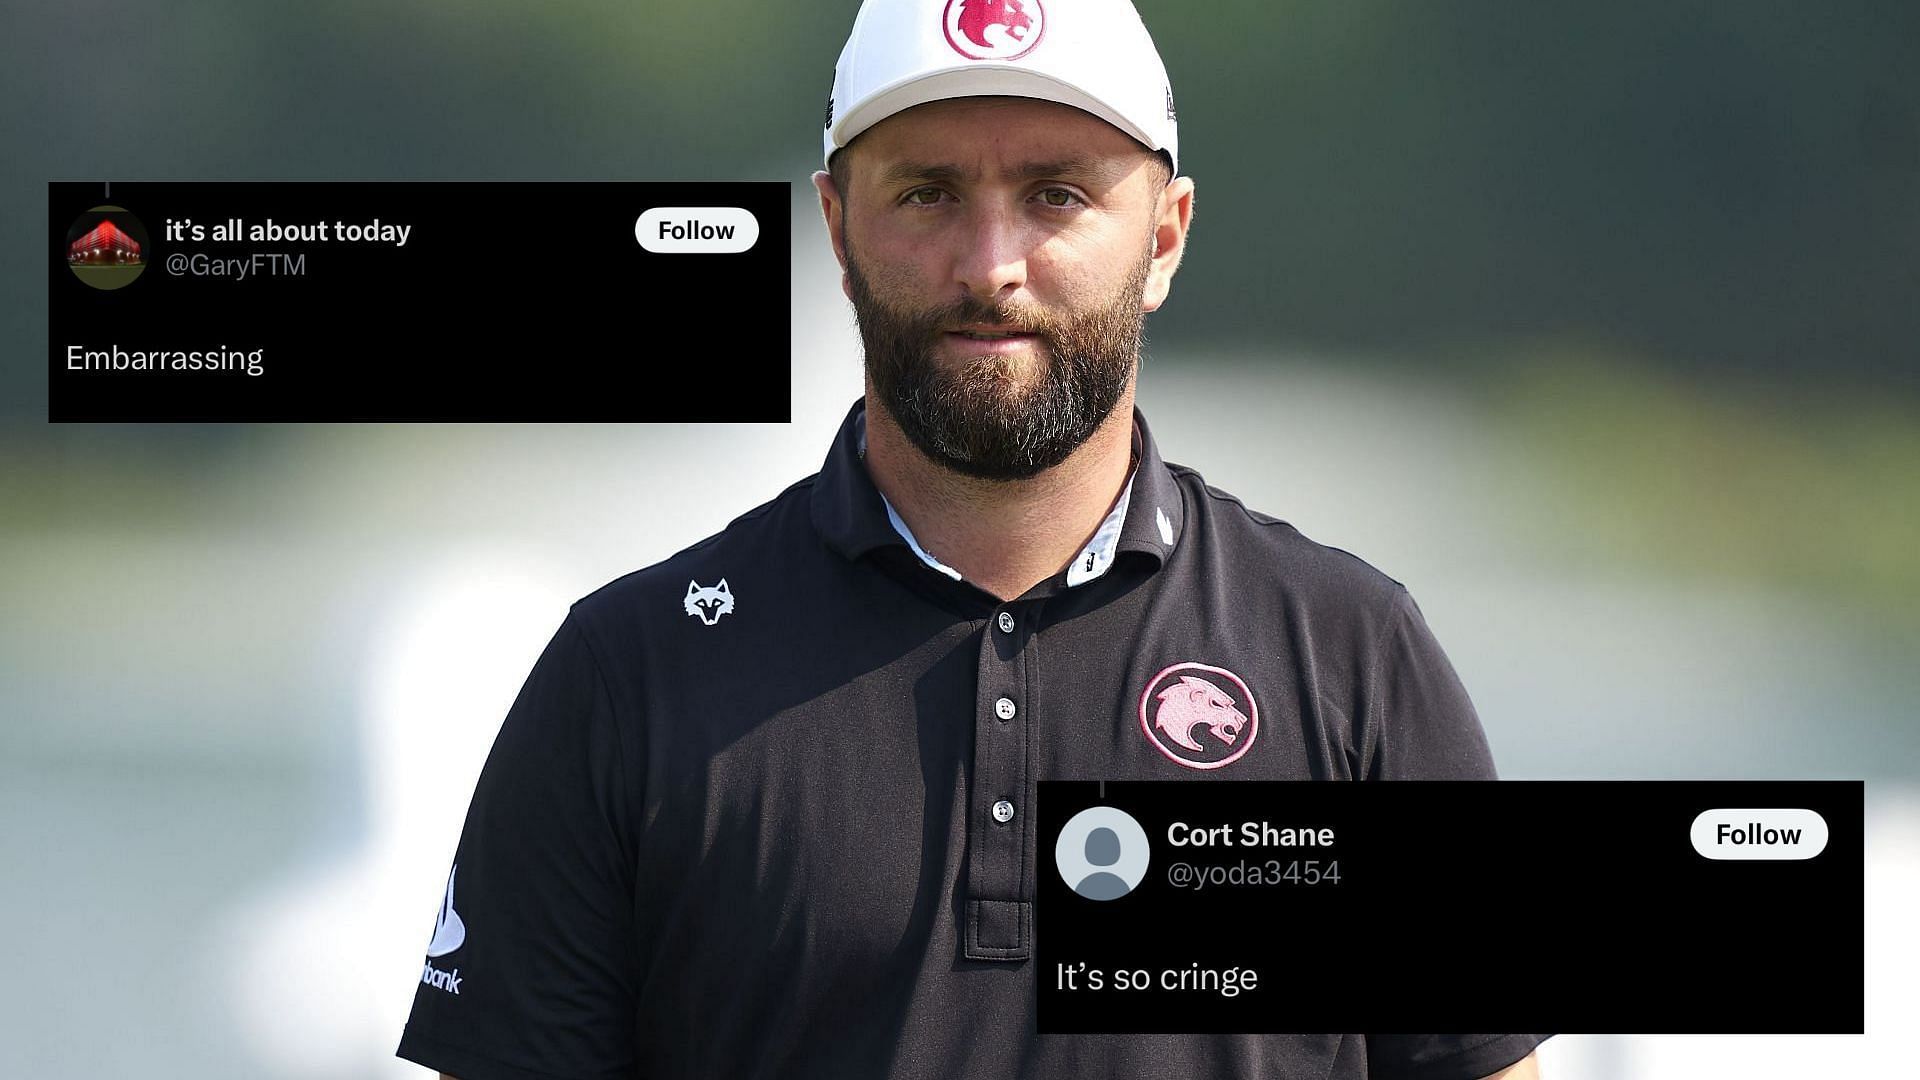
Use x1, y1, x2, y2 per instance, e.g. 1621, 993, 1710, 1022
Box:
811, 170, 852, 302
1141, 174, 1195, 314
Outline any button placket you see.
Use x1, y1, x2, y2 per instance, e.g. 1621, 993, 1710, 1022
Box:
963, 604, 1034, 960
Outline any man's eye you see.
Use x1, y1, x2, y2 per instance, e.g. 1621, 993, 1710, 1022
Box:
1038, 188, 1080, 208
904, 188, 946, 205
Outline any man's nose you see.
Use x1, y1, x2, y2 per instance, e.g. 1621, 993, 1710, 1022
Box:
951, 207, 1028, 303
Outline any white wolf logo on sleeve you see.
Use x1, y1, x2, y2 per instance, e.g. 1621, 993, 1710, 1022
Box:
684, 579, 735, 626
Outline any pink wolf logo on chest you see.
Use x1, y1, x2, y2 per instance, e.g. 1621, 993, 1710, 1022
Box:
1154, 676, 1248, 750
1138, 662, 1260, 770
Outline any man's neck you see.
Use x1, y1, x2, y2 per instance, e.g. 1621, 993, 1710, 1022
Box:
862, 383, 1138, 602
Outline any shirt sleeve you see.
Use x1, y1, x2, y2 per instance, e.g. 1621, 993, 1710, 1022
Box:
1362, 587, 1499, 781
396, 610, 639, 1080
1363, 1033, 1553, 1079
1359, 592, 1543, 1075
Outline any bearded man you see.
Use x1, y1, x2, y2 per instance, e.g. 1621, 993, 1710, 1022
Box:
398, 1, 1546, 1077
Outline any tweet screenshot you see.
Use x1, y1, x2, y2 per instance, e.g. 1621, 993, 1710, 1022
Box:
48, 182, 789, 420
1038, 780, 1863, 1034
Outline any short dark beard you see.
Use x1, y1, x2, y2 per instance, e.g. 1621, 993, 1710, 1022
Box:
847, 246, 1151, 481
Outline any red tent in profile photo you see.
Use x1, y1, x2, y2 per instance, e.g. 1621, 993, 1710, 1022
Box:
70, 219, 142, 265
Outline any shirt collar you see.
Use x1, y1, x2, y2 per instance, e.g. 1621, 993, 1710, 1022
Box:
856, 411, 1137, 587
810, 398, 1187, 582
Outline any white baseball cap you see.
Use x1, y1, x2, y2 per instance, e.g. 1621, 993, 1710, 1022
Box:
824, 0, 1178, 173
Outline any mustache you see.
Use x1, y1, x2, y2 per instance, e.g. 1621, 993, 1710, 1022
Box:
921, 295, 1059, 337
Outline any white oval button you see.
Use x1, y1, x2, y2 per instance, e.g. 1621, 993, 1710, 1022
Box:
635, 207, 759, 253
1690, 808, 1829, 860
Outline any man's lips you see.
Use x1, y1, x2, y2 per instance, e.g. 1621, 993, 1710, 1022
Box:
946, 324, 1036, 340
940, 327, 1041, 356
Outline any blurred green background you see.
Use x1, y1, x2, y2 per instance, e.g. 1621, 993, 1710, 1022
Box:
4, 2, 1917, 1077
9, 1, 1920, 392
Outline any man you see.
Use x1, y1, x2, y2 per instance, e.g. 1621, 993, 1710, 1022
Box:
398, 1, 1547, 1077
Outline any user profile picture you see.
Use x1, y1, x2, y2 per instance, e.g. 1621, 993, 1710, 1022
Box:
1055, 805, 1151, 901
66, 205, 149, 290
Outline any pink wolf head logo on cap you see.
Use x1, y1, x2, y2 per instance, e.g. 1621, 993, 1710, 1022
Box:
1139, 662, 1259, 770
944, 0, 1045, 61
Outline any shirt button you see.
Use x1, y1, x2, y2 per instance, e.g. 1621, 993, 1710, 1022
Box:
994, 697, 1016, 721
997, 610, 1016, 634
991, 799, 1015, 824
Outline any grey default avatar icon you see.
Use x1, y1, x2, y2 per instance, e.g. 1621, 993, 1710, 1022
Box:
1055, 805, 1151, 900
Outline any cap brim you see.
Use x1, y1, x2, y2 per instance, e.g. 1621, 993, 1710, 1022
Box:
829, 66, 1162, 161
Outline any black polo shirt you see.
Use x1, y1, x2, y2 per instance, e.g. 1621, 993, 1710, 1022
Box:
397, 398, 1548, 1080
